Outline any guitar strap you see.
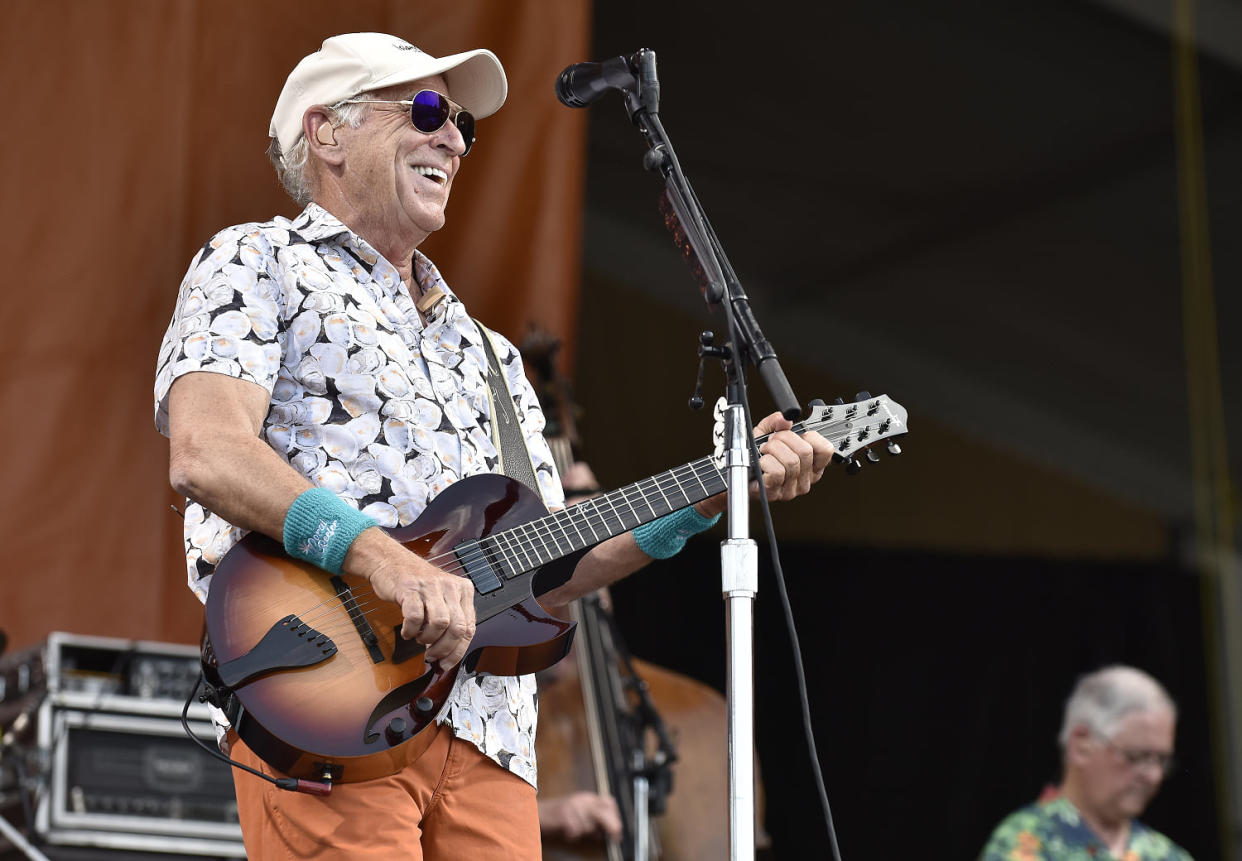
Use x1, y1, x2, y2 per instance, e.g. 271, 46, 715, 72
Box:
474, 319, 540, 494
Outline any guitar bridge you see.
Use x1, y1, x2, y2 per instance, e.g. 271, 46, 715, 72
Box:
216, 615, 337, 689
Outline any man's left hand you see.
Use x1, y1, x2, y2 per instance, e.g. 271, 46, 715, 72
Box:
695, 411, 834, 516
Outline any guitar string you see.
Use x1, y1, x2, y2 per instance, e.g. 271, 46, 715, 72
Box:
432, 407, 861, 576
443, 405, 896, 578
277, 409, 897, 633
423, 407, 880, 581
293, 455, 729, 631
207, 412, 892, 651
289, 454, 731, 633
294, 467, 760, 633
282, 409, 896, 632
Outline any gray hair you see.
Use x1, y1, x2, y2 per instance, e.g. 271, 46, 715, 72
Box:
267, 95, 378, 206
1058, 665, 1177, 747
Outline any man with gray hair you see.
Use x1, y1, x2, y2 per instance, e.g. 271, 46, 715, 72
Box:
980, 665, 1192, 860
153, 30, 832, 860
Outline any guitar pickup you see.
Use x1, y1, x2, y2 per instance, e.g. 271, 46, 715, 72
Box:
455, 540, 504, 594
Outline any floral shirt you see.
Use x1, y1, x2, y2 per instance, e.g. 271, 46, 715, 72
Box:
980, 797, 1193, 861
154, 202, 565, 787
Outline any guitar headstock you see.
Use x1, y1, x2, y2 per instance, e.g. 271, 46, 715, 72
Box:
799, 392, 908, 475
709, 393, 908, 475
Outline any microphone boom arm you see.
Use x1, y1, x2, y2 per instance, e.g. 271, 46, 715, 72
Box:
639, 107, 801, 420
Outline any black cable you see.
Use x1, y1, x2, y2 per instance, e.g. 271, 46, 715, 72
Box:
179, 673, 327, 794
719, 280, 845, 861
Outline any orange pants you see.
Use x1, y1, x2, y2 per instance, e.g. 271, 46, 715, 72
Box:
229, 722, 541, 859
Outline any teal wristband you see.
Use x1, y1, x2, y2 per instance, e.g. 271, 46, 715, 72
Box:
283, 487, 378, 574
632, 506, 722, 560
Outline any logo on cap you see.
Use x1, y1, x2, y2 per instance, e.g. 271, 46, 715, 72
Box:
392, 42, 423, 53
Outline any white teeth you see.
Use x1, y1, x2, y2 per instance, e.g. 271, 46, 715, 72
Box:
413, 165, 447, 184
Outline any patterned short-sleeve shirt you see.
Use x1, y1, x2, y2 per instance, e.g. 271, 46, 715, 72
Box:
980, 796, 1193, 861
154, 202, 565, 787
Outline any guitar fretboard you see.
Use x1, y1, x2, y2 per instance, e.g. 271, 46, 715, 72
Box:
485, 454, 729, 577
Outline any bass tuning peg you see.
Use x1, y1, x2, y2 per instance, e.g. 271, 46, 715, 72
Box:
845, 457, 863, 475
866, 449, 881, 463
887, 440, 902, 456
854, 390, 872, 401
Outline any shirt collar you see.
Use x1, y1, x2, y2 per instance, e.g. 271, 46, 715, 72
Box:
291, 202, 463, 315
289, 202, 353, 244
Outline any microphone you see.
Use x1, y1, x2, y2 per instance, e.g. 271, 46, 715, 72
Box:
555, 55, 639, 108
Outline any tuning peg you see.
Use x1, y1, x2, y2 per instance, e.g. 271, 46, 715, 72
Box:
833, 397, 844, 405
854, 390, 871, 401
808, 398, 826, 408
887, 440, 902, 456
866, 449, 881, 463
845, 457, 863, 475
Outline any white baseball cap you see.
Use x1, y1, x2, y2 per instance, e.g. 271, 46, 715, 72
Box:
269, 32, 508, 156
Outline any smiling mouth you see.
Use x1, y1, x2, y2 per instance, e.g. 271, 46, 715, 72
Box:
413, 165, 448, 185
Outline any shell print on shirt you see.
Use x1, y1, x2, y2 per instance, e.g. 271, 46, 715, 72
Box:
154, 202, 565, 788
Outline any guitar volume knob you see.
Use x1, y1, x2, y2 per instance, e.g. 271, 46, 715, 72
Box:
385, 717, 407, 743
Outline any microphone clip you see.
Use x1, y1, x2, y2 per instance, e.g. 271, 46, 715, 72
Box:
629, 49, 659, 118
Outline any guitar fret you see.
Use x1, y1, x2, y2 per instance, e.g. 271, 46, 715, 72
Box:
621, 488, 645, 528
549, 512, 577, 555
599, 489, 636, 532
523, 523, 552, 565
500, 528, 532, 572
556, 509, 588, 551
538, 515, 564, 557
648, 473, 675, 515
631, 481, 659, 522
689, 458, 713, 497
503, 525, 527, 567
587, 507, 605, 542
589, 495, 623, 536
532, 519, 561, 560
664, 469, 694, 510
518, 527, 540, 569
568, 503, 601, 544
559, 508, 589, 550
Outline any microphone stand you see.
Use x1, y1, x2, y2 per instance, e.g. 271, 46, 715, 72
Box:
615, 49, 801, 861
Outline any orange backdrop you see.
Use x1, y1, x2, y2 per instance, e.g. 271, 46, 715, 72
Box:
0, 0, 590, 653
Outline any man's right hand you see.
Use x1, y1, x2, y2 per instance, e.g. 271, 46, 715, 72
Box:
168, 373, 478, 667
345, 529, 477, 669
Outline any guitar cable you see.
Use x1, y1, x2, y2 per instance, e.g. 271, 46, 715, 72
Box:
180, 672, 333, 796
